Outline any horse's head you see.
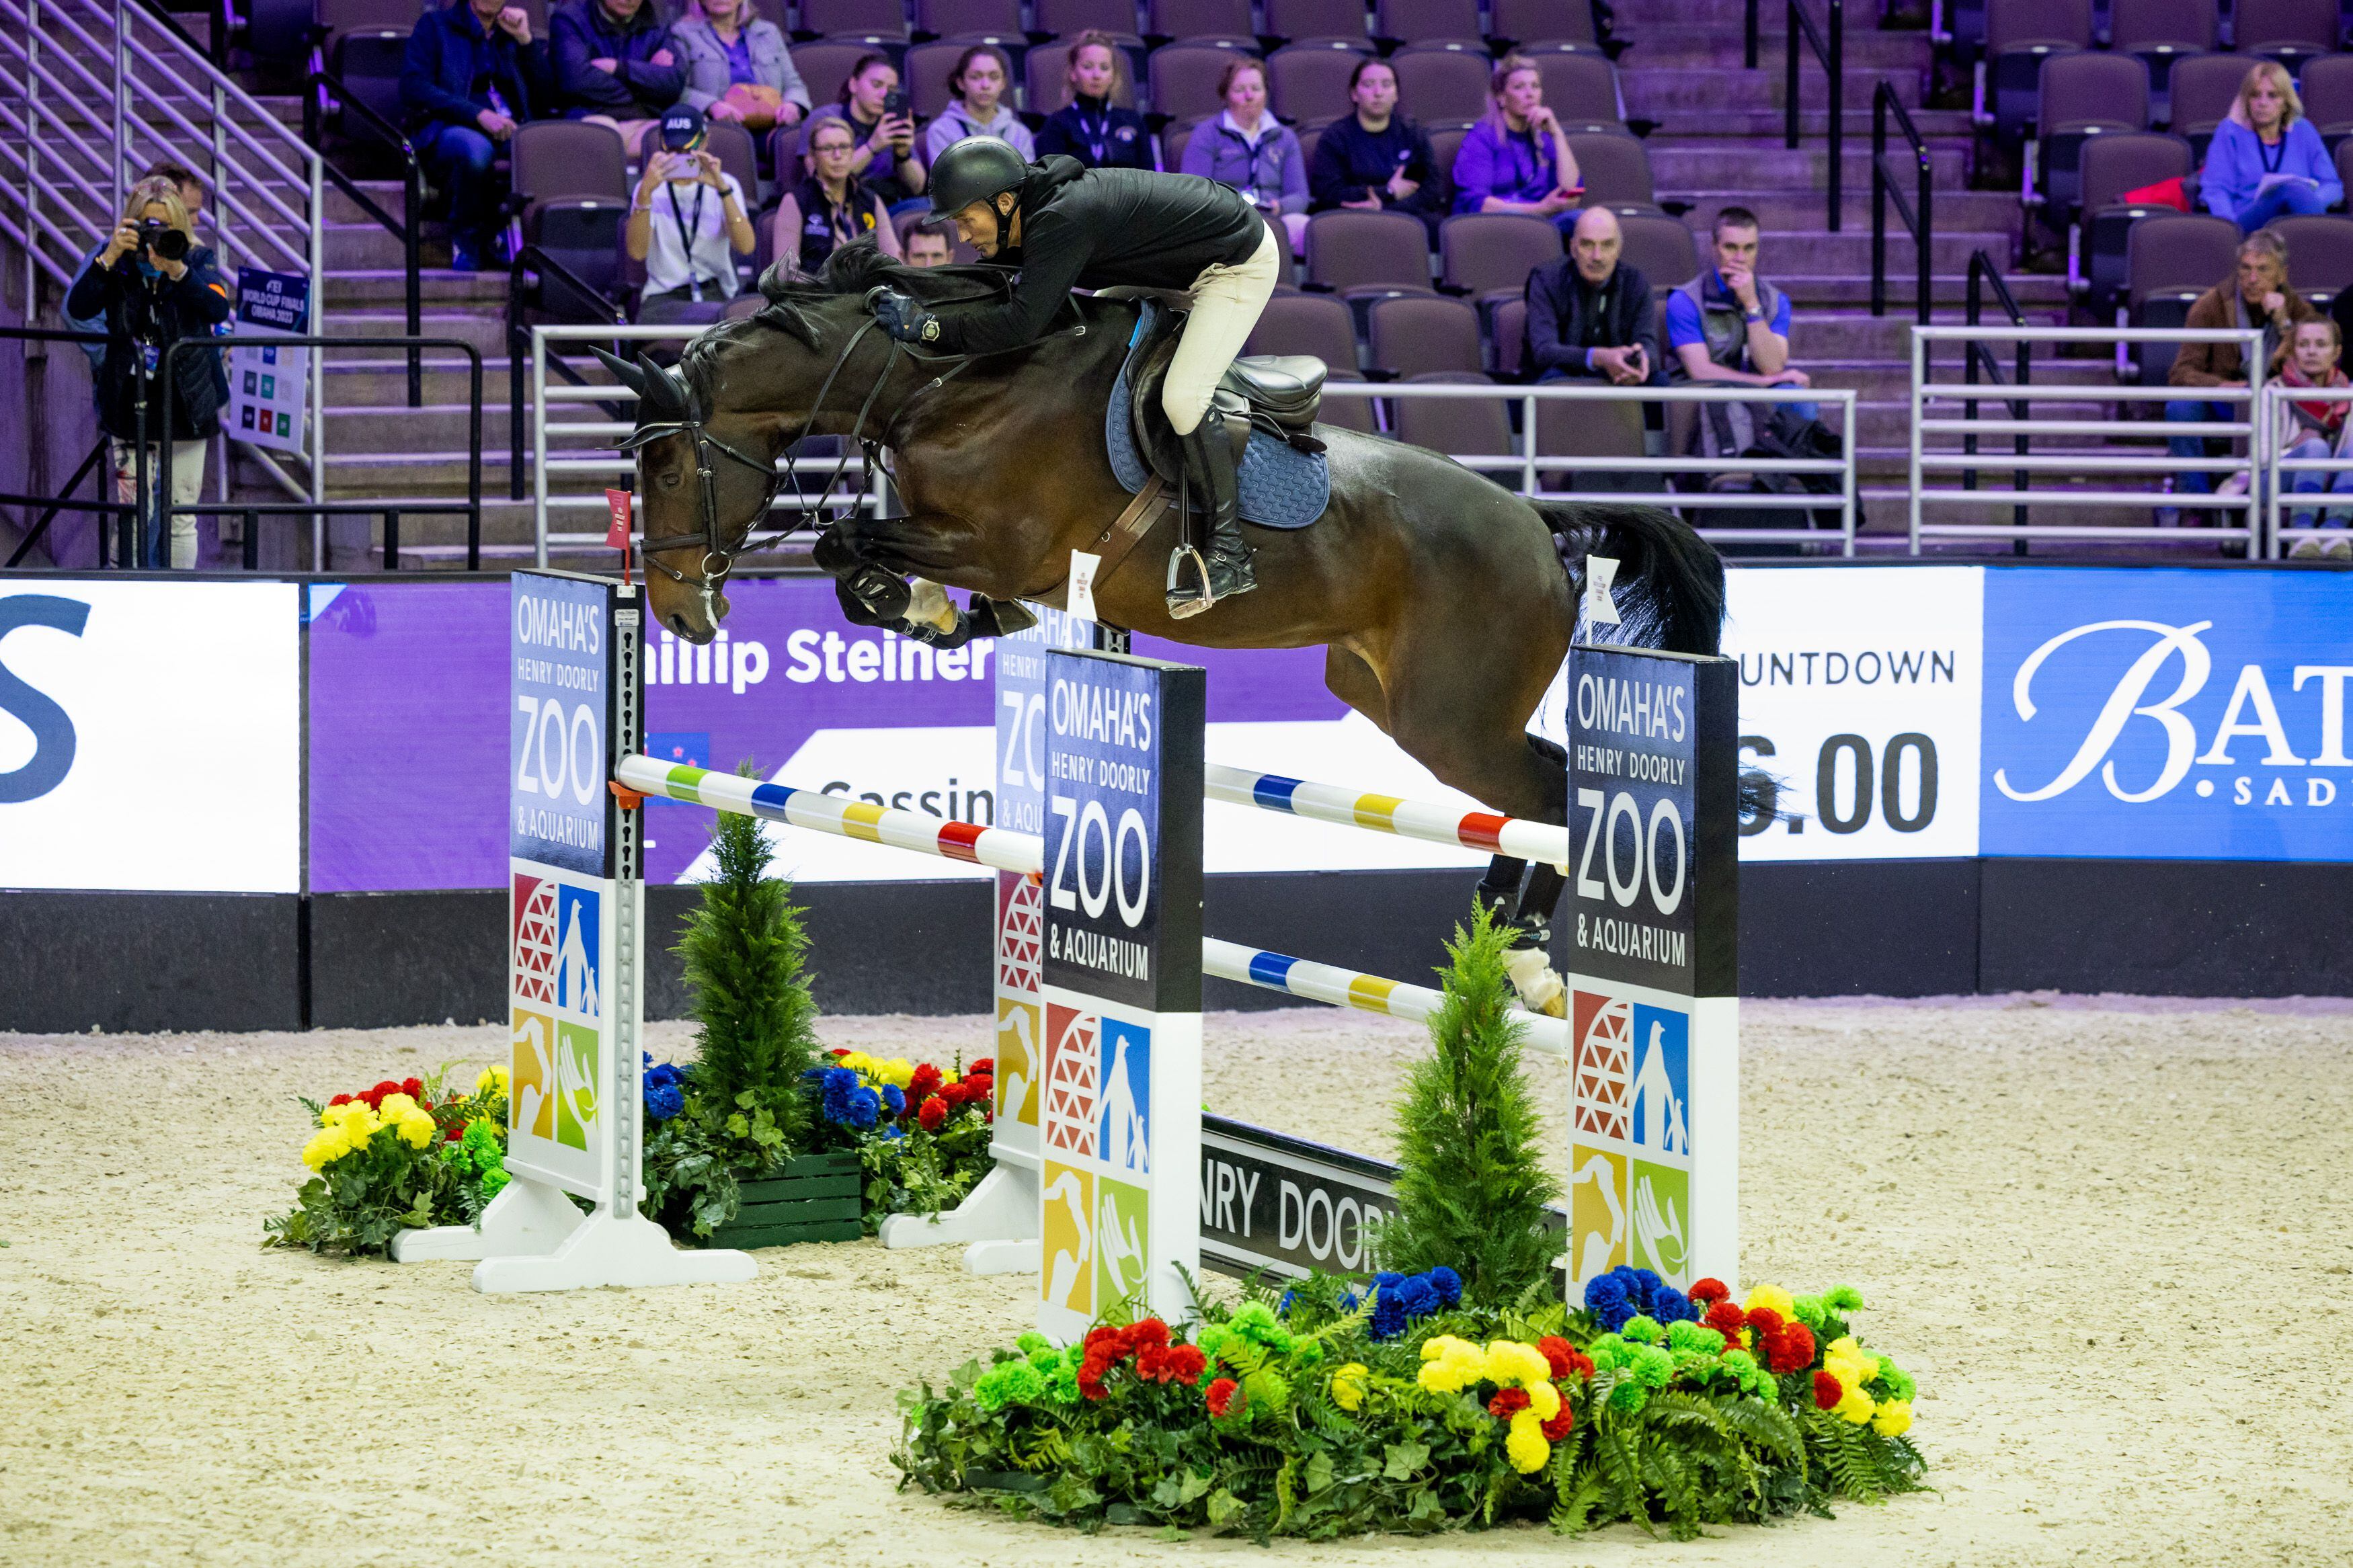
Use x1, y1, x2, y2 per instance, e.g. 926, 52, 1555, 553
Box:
591, 343, 784, 644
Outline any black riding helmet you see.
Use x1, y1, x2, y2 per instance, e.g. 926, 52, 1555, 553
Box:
927, 136, 1030, 222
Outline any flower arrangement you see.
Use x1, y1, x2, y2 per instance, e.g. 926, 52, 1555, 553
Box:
898, 1272, 1924, 1540
812, 1048, 996, 1232
266, 1065, 511, 1255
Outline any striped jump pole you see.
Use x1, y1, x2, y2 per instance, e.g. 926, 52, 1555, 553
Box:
1205, 763, 1571, 868
614, 755, 1044, 877
1203, 938, 1571, 1059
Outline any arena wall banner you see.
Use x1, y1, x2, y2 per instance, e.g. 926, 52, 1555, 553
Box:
0, 579, 300, 893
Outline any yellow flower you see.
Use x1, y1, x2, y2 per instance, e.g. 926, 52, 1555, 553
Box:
879, 1058, 916, 1089
1482, 1340, 1552, 1389
1416, 1336, 1486, 1395
1505, 1410, 1550, 1473
1872, 1399, 1913, 1438
1524, 1379, 1562, 1421
1822, 1335, 1880, 1393
397, 1109, 436, 1149
1743, 1283, 1796, 1319
476, 1065, 510, 1096
840, 1051, 875, 1075
378, 1092, 418, 1122
1835, 1383, 1875, 1425
301, 1128, 351, 1169
1329, 1363, 1369, 1412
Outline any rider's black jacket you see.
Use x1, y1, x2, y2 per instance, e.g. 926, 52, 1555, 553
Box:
921, 157, 1266, 358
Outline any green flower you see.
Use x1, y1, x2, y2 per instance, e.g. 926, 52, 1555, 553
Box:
1586, 1333, 1631, 1373
1826, 1285, 1866, 1312
1665, 1319, 1722, 1354
1792, 1295, 1828, 1328
1628, 1345, 1675, 1389
1606, 1378, 1651, 1414
1016, 1331, 1051, 1356
1044, 1360, 1082, 1405
1620, 1314, 1663, 1344
1876, 1357, 1917, 1401
975, 1360, 1047, 1413
1227, 1302, 1294, 1352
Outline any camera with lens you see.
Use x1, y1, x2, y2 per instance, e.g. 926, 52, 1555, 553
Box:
136, 218, 189, 262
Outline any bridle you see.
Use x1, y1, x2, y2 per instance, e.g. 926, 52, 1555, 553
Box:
610, 270, 1090, 628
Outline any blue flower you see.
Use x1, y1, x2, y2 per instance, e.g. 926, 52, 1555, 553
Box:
1339, 1290, 1360, 1314
645, 1081, 684, 1122
1652, 1286, 1696, 1324
1277, 1289, 1295, 1317
1585, 1274, 1636, 1332
1369, 1290, 1408, 1341
1373, 1270, 1406, 1291
1397, 1275, 1439, 1319
1426, 1266, 1463, 1308
844, 1086, 881, 1129
883, 1124, 905, 1141
880, 1084, 906, 1116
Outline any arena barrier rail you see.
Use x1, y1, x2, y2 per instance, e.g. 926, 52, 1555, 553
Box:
2260, 383, 2353, 559
1907, 324, 2269, 554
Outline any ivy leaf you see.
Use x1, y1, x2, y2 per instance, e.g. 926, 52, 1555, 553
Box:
1383, 1441, 1431, 1480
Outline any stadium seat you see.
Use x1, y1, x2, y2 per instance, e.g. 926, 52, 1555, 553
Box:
1532, 50, 1626, 134
1564, 130, 1663, 214
1034, 0, 1143, 36
1491, 295, 1527, 376
1489, 0, 1599, 50
1438, 211, 1562, 308
1395, 372, 1513, 462
2164, 51, 2249, 153
1374, 0, 1481, 48
916, 0, 1021, 40
1367, 293, 1484, 376
1263, 0, 1370, 46
2231, 0, 2342, 70
797, 0, 910, 41
1246, 292, 1375, 431
2124, 211, 2237, 382
1983, 0, 2093, 144
790, 40, 886, 108
1616, 212, 1700, 288
1149, 40, 1257, 119
1026, 37, 1145, 114
2077, 131, 2194, 314
1536, 393, 1646, 495
1295, 115, 1338, 170
1428, 124, 1469, 199
2034, 51, 2151, 224
1306, 209, 1438, 306
2266, 214, 2353, 306
1146, 0, 1252, 42
2341, 138, 2353, 200
2106, 0, 2213, 99
2299, 55, 2353, 149
512, 118, 629, 206
1267, 40, 1372, 122
1391, 43, 1494, 124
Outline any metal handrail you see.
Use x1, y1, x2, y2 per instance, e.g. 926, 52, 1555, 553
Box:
1909, 324, 2268, 554
527, 321, 1860, 561
305, 67, 424, 407
1962, 249, 2030, 544
1785, 0, 1844, 231
2260, 384, 2353, 558
155, 334, 484, 571
1871, 81, 1931, 323
508, 245, 634, 501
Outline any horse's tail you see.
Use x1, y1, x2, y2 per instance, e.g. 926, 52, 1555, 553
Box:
1534, 500, 1725, 656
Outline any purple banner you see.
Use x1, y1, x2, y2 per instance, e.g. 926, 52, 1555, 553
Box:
307, 577, 1342, 893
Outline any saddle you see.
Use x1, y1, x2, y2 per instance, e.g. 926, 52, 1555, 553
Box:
1125, 304, 1328, 485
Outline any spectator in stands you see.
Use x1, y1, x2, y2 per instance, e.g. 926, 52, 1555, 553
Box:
1309, 57, 1439, 229
902, 223, 952, 267
401, 0, 551, 272
1667, 206, 1814, 454
2272, 318, 2353, 556
808, 52, 926, 210
1524, 207, 1663, 386
774, 114, 902, 278
67, 161, 208, 369
1451, 54, 1581, 230
627, 107, 756, 323
672, 0, 806, 134
924, 45, 1033, 165
1181, 58, 1308, 251
551, 0, 683, 155
2165, 229, 2316, 519
1035, 32, 1154, 171
2201, 62, 2342, 236
65, 177, 231, 570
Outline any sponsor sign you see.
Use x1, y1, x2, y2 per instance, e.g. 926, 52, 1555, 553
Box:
226, 267, 309, 453
0, 581, 299, 893
1565, 646, 1739, 1294
1199, 1118, 1399, 1280
1036, 649, 1203, 1342
1724, 567, 1984, 860
1981, 568, 2353, 861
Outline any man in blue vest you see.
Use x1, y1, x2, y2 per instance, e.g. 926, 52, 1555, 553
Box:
1665, 206, 1814, 456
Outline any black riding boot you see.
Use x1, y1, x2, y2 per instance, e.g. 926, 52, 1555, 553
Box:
1166, 421, 1256, 619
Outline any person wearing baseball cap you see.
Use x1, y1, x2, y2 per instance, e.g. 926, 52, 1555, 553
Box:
625, 104, 756, 323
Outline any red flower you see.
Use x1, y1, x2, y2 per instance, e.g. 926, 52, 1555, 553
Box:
1205, 1377, 1242, 1417
399, 1077, 424, 1100
968, 1057, 994, 1076
828, 1047, 851, 1057
1160, 1344, 1207, 1386
1744, 1307, 1784, 1337
1540, 1407, 1575, 1442
1537, 1335, 1593, 1382
1129, 1318, 1170, 1352
963, 1073, 994, 1106
444, 1124, 464, 1141
1687, 1278, 1730, 1307
1702, 1301, 1747, 1338
1812, 1370, 1843, 1410
907, 1065, 944, 1103
327, 1094, 352, 1107
1763, 1322, 1817, 1376
916, 1096, 948, 1132
1486, 1387, 1530, 1419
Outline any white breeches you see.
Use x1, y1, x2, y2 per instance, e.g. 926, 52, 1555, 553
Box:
1160, 223, 1284, 437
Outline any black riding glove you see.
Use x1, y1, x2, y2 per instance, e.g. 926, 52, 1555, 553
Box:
869, 288, 938, 345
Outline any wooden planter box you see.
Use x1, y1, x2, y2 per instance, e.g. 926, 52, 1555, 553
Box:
704, 1151, 864, 1249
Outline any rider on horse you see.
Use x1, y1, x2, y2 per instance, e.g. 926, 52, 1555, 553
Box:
865, 137, 1283, 618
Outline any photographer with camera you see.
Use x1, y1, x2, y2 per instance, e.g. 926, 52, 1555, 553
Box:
64, 176, 231, 571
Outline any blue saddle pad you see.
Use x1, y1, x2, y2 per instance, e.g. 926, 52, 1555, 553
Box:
1105, 300, 1330, 530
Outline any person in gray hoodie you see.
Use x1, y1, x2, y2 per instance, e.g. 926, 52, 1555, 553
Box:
1178, 57, 1306, 252
923, 44, 1034, 165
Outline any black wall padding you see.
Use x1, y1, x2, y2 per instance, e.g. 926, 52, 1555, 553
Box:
0, 891, 303, 1034
1737, 860, 1982, 998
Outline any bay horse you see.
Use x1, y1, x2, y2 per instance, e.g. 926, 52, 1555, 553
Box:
598, 243, 1726, 1012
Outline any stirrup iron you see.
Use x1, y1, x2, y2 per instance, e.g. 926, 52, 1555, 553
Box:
1165, 544, 1215, 620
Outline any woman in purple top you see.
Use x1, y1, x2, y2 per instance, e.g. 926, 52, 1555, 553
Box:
2200, 61, 2343, 235
1451, 53, 1582, 231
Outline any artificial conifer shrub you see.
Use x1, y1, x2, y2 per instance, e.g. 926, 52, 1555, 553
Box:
1373, 904, 1562, 1304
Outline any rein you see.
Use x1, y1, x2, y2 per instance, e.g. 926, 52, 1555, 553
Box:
622, 278, 1090, 623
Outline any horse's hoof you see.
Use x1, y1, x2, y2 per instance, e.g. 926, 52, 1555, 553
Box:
1503, 948, 1565, 1018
